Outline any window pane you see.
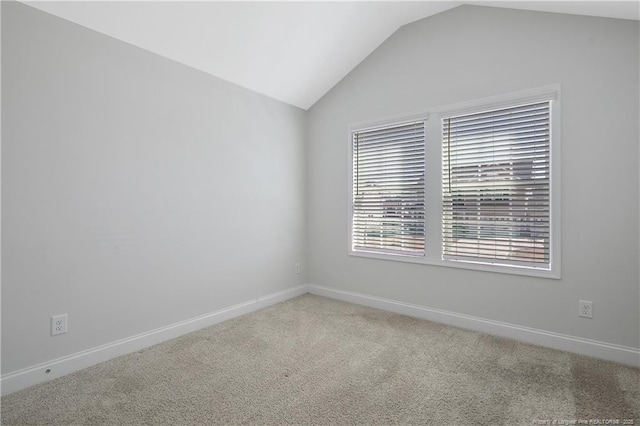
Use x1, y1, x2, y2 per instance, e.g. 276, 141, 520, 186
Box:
353, 121, 426, 256
442, 102, 551, 267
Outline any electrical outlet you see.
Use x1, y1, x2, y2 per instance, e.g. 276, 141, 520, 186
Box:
578, 300, 593, 319
51, 314, 68, 336
295, 263, 301, 274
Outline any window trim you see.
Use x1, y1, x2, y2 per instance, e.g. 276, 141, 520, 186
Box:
348, 85, 561, 279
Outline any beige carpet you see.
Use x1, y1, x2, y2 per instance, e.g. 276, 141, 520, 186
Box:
1, 294, 639, 425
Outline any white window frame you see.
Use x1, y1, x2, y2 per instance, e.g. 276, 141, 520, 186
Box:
348, 85, 561, 279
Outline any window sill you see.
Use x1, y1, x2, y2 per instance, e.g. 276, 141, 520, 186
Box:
348, 249, 561, 280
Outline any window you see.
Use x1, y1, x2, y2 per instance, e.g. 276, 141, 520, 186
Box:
349, 85, 560, 278
350, 119, 426, 256
442, 101, 551, 269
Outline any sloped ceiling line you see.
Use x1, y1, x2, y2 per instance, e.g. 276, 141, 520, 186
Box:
24, 1, 640, 110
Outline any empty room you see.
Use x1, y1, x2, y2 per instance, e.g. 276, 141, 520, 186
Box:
1, 0, 639, 424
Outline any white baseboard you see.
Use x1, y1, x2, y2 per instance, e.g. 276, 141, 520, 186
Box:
4, 283, 638, 396
1, 285, 309, 396
308, 284, 640, 368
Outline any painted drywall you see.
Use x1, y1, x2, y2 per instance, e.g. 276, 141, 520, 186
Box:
307, 5, 640, 349
1, 2, 306, 374
0, 0, 3, 378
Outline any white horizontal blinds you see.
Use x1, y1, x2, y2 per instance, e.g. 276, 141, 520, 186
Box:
352, 120, 426, 256
442, 101, 551, 267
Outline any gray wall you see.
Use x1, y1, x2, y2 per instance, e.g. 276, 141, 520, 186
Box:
307, 6, 640, 348
2, 2, 306, 373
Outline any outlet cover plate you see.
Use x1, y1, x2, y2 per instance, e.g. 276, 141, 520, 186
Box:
578, 300, 593, 319
51, 314, 68, 336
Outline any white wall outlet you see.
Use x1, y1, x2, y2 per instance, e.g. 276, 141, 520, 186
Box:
578, 300, 593, 319
51, 314, 68, 336
295, 263, 301, 274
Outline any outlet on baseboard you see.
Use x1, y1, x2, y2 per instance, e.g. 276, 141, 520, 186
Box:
578, 300, 593, 319
51, 314, 68, 336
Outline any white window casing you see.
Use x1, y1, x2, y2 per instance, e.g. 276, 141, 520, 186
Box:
437, 85, 561, 277
348, 85, 561, 279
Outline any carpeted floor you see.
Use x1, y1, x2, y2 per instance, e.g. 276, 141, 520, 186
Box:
1, 294, 639, 425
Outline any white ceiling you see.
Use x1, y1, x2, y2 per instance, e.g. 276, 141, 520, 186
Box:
24, 1, 640, 110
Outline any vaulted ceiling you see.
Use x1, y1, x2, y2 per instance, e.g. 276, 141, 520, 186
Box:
24, 1, 640, 110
